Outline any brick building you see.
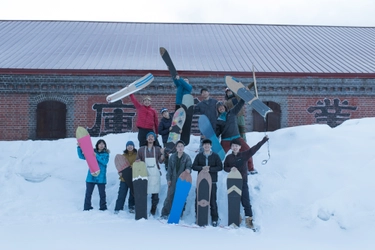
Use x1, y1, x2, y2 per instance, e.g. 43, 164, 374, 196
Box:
0, 21, 374, 140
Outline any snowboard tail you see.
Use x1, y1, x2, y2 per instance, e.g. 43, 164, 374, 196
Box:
165, 108, 186, 154
198, 115, 225, 160
227, 169, 243, 227
225, 75, 272, 118
168, 171, 192, 224
76, 126, 100, 176
132, 161, 148, 220
196, 171, 212, 227
160, 47, 178, 79
106, 73, 154, 103
180, 94, 194, 146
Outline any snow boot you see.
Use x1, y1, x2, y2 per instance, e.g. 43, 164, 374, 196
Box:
245, 216, 254, 229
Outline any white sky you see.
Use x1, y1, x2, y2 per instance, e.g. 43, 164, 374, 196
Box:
2, 0, 375, 26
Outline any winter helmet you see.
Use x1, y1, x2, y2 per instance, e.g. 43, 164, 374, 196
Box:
160, 108, 168, 114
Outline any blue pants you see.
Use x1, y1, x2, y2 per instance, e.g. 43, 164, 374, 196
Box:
84, 182, 106, 210
114, 181, 135, 211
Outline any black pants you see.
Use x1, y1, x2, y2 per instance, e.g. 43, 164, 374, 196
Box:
241, 181, 253, 217
84, 182, 107, 210
151, 193, 159, 207
114, 181, 135, 211
138, 128, 161, 147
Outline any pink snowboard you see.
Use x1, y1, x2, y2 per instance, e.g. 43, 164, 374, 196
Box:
76, 126, 100, 177
114, 154, 130, 172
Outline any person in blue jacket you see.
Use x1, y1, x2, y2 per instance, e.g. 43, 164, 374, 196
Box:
173, 75, 192, 110
77, 139, 110, 211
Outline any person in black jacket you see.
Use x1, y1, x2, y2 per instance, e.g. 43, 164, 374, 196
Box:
192, 138, 223, 227
223, 136, 269, 229
158, 107, 172, 170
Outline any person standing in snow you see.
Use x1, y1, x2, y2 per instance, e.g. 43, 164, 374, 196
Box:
192, 138, 223, 227
129, 94, 160, 147
194, 88, 218, 151
77, 139, 109, 211
114, 140, 137, 214
223, 136, 269, 229
136, 132, 165, 216
160, 140, 192, 220
158, 107, 173, 170
194, 88, 218, 132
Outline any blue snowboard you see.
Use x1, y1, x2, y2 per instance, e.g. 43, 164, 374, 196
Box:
168, 171, 192, 224
198, 115, 226, 160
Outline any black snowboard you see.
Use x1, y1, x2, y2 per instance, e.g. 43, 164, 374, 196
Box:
160, 47, 177, 79
180, 94, 194, 146
132, 161, 148, 220
227, 168, 243, 227
196, 171, 212, 226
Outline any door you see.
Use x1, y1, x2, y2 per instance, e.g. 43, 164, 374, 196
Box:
253, 101, 281, 132
36, 101, 67, 139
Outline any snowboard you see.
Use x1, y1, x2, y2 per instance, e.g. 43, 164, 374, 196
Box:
165, 107, 186, 154
196, 170, 212, 227
225, 75, 272, 118
180, 94, 194, 146
76, 126, 100, 177
160, 47, 177, 79
106, 73, 154, 103
198, 115, 226, 160
227, 168, 243, 227
132, 161, 148, 220
167, 171, 192, 224
114, 154, 132, 188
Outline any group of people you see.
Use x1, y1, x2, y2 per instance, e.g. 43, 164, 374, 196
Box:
77, 75, 269, 229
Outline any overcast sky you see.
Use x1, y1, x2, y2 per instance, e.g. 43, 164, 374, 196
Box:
2, 0, 375, 26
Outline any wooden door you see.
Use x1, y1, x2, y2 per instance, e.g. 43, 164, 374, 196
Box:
36, 101, 66, 139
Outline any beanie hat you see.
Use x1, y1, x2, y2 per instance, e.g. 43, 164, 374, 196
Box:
146, 131, 156, 140
126, 141, 135, 147
160, 108, 168, 114
230, 138, 242, 146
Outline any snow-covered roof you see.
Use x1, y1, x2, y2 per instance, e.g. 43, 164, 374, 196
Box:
0, 20, 374, 75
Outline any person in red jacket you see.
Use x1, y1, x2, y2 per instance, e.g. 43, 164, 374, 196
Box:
130, 94, 160, 147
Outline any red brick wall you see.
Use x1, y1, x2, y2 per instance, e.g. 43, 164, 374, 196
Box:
73, 94, 177, 132
287, 95, 375, 127
0, 93, 29, 140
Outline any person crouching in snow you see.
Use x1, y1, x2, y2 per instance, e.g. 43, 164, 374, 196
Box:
77, 139, 110, 211
223, 136, 269, 229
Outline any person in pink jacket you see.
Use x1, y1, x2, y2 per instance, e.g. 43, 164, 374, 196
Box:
130, 94, 160, 147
